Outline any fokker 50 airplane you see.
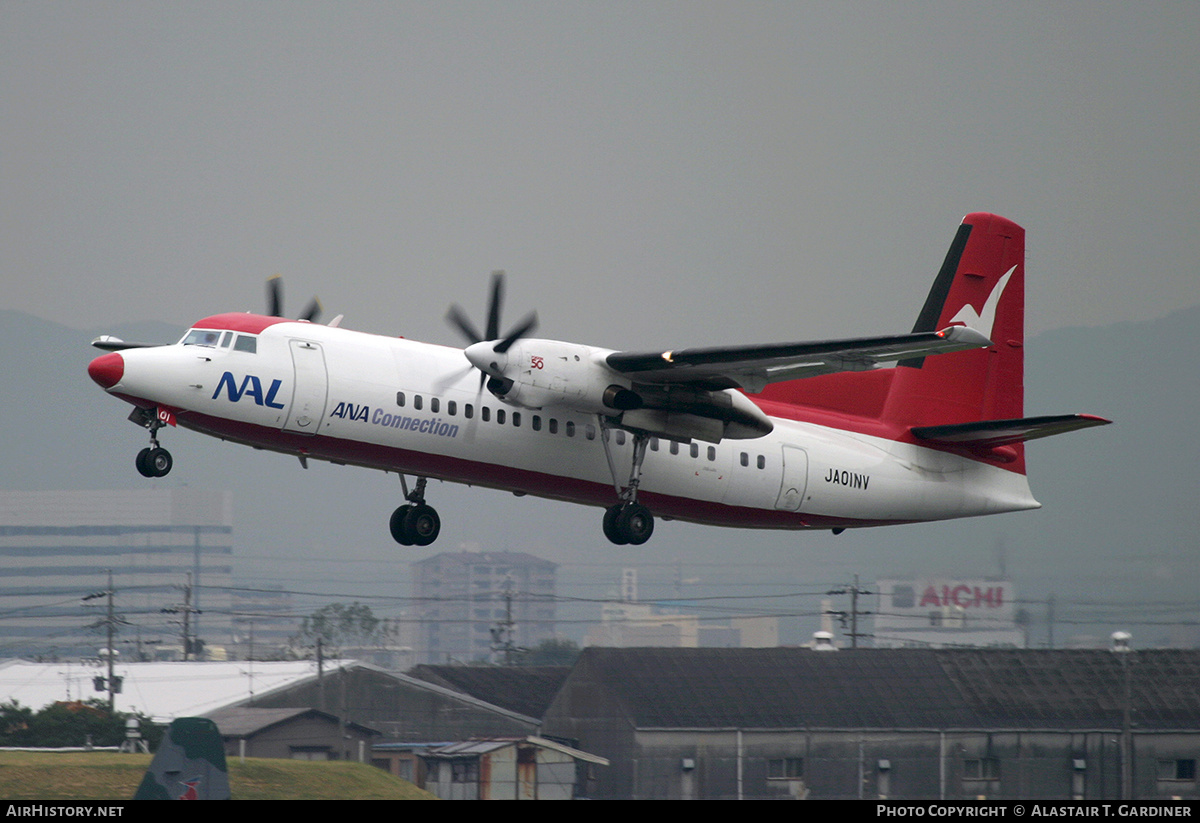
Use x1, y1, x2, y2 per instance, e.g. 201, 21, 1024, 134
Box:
89, 213, 1108, 546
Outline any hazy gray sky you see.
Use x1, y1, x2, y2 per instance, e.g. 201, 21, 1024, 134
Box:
3, 3, 1197, 650
4, 2, 1198, 349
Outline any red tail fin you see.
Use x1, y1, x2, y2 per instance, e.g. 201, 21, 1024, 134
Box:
756, 213, 1025, 426
885, 212, 1025, 425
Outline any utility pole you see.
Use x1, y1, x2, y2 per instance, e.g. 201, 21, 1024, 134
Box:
827, 575, 873, 649
490, 575, 523, 665
1112, 631, 1134, 800
82, 570, 126, 711
162, 572, 201, 660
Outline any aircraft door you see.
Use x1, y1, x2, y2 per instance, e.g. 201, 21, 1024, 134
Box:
283, 339, 329, 435
774, 445, 809, 512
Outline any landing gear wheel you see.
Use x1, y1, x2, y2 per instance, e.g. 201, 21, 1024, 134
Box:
136, 448, 155, 478
147, 447, 173, 477
616, 502, 654, 545
389, 503, 440, 546
404, 504, 441, 547
603, 502, 654, 545
389, 505, 414, 545
603, 504, 629, 545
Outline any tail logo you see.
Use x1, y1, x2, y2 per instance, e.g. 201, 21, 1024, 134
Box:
948, 266, 1015, 338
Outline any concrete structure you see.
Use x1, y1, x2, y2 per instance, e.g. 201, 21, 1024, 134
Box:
0, 490, 233, 659
584, 568, 779, 648
542, 647, 1200, 800
410, 551, 556, 664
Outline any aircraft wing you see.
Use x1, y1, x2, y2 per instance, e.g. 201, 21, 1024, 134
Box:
605, 326, 991, 393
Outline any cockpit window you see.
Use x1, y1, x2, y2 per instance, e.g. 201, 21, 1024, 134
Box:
233, 334, 257, 354
181, 329, 221, 347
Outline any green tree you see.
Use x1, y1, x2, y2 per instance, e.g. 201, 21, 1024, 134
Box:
294, 602, 387, 656
0, 699, 161, 748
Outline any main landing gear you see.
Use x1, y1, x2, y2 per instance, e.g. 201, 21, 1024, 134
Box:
600, 421, 655, 545
390, 475, 441, 546
133, 411, 173, 478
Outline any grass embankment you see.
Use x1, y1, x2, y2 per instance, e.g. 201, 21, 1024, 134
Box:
0, 751, 436, 800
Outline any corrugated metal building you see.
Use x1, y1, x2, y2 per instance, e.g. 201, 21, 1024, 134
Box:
417, 736, 607, 800
541, 647, 1200, 800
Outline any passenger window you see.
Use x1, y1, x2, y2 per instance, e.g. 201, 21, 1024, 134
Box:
690, 443, 699, 458
512, 412, 521, 427
585, 424, 595, 440
650, 437, 659, 452
670, 442, 679, 456
615, 431, 626, 446
465, 404, 474, 420
740, 452, 749, 467
497, 409, 506, 425
233, 335, 257, 354
707, 446, 716, 461
481, 407, 490, 422
396, 392, 406, 407
549, 419, 558, 435
757, 455, 766, 470
532, 415, 541, 431
430, 397, 440, 413
447, 400, 457, 416
566, 421, 576, 438
414, 395, 423, 411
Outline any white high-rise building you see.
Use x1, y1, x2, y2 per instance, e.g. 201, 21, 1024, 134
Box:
0, 490, 233, 660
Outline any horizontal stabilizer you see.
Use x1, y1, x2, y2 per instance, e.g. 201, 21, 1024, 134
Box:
911, 414, 1111, 448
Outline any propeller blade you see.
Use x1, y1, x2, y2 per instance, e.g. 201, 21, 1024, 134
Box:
486, 270, 504, 341
446, 270, 538, 395
267, 276, 283, 317
447, 305, 483, 345
432, 362, 477, 393
299, 297, 322, 323
494, 311, 538, 353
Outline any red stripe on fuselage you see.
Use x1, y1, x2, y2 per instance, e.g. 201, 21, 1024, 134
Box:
170, 408, 903, 531
754, 396, 1020, 470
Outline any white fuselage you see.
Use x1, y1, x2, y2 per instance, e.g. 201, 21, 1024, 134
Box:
103, 318, 1040, 531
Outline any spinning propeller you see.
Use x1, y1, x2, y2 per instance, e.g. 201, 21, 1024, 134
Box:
267, 274, 322, 323
446, 271, 538, 394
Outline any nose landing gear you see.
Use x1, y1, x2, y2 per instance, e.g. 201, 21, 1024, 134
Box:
133, 409, 173, 478
390, 475, 441, 546
136, 446, 173, 478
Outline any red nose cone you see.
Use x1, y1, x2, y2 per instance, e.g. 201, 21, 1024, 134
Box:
88, 352, 124, 389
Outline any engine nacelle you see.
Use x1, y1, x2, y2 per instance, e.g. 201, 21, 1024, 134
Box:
473, 338, 774, 442
488, 339, 638, 414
